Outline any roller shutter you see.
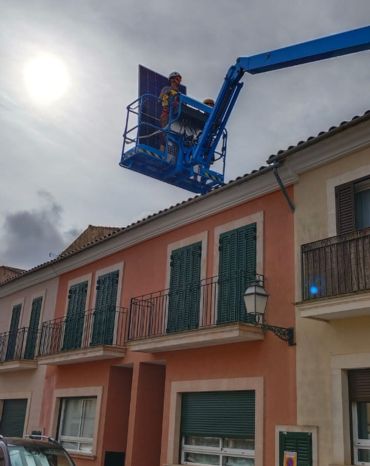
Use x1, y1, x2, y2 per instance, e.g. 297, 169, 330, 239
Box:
0, 399, 27, 437
181, 390, 255, 439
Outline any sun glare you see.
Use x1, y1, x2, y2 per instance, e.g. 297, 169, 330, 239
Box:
23, 54, 70, 105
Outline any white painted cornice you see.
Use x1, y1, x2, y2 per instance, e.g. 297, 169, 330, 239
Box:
276, 119, 370, 176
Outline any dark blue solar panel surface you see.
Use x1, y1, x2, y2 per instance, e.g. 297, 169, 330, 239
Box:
138, 65, 186, 149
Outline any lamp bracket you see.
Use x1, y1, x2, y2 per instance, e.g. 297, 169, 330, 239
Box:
258, 323, 295, 346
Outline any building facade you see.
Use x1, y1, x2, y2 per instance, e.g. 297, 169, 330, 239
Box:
279, 112, 370, 466
0, 274, 59, 437
0, 164, 297, 466
3, 109, 369, 466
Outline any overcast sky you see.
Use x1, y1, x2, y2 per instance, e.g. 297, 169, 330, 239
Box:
1, 0, 370, 269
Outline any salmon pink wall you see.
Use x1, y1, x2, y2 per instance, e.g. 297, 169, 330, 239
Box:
159, 338, 295, 466
44, 186, 294, 466
128, 363, 166, 466
54, 188, 294, 327
103, 367, 133, 453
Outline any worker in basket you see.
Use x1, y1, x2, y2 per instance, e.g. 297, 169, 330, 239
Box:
159, 71, 182, 152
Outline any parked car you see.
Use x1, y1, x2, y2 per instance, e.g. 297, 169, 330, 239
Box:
0, 435, 75, 466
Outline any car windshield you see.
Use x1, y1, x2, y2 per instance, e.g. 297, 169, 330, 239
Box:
8, 446, 73, 466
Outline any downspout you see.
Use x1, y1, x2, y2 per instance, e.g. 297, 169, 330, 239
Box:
271, 161, 295, 212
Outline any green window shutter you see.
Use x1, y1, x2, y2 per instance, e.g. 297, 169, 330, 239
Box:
24, 297, 43, 359
0, 399, 27, 437
167, 242, 201, 333
217, 223, 256, 323
5, 304, 22, 361
279, 432, 312, 466
181, 391, 255, 439
63, 281, 88, 351
91, 270, 119, 345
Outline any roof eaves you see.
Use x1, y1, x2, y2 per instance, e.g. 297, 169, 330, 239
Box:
0, 164, 271, 288
5, 108, 369, 289
267, 110, 370, 165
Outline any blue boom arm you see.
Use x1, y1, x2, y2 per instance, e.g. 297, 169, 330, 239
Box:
194, 25, 370, 165
121, 26, 370, 194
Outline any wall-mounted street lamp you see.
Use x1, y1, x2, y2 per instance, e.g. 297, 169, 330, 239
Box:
244, 279, 295, 346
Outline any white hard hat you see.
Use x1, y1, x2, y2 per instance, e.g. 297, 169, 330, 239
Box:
168, 71, 182, 80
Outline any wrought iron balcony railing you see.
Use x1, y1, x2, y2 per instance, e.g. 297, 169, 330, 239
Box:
128, 273, 261, 341
38, 306, 127, 357
0, 327, 38, 362
301, 227, 370, 300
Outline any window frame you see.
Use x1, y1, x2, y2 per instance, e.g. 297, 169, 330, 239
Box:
51, 387, 102, 458
181, 435, 255, 465
335, 175, 370, 235
352, 401, 370, 465
166, 378, 263, 465
354, 176, 370, 230
58, 397, 97, 454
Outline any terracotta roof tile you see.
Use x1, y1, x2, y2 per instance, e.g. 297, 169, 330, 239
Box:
60, 225, 120, 256
0, 266, 26, 285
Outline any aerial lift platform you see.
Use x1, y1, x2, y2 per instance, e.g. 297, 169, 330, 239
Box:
120, 26, 370, 194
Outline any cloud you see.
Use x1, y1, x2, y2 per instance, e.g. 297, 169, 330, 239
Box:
0, 191, 80, 269
1, 0, 370, 274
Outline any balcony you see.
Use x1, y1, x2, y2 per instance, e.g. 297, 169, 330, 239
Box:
127, 274, 264, 352
300, 227, 370, 319
0, 327, 38, 372
37, 306, 127, 365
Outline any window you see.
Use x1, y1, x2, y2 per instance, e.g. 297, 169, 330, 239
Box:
355, 178, 370, 230
58, 397, 97, 453
335, 176, 370, 235
180, 391, 255, 466
278, 431, 312, 466
349, 369, 370, 464
8, 445, 73, 466
352, 402, 370, 464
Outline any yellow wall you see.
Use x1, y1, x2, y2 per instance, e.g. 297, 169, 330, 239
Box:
294, 145, 370, 465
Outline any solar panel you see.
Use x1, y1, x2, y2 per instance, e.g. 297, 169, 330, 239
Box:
138, 65, 186, 149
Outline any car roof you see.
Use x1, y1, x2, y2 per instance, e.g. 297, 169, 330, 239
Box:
2, 438, 63, 449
